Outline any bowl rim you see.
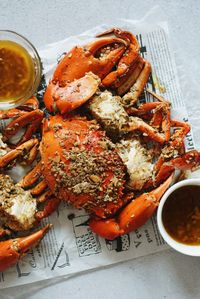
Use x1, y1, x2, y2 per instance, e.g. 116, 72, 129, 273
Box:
0, 29, 40, 54
0, 29, 42, 109
157, 178, 200, 256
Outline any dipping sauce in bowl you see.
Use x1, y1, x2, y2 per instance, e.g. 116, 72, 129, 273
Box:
162, 185, 200, 245
0, 40, 35, 101
0, 30, 41, 110
157, 179, 200, 256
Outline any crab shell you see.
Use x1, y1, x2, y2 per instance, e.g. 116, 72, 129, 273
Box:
40, 114, 127, 218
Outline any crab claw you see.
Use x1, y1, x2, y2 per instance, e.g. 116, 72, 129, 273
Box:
44, 72, 100, 114
89, 174, 173, 240
3, 109, 44, 145
0, 225, 51, 272
97, 28, 140, 91
0, 138, 39, 168
44, 34, 129, 113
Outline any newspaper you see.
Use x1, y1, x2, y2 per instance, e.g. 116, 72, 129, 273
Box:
0, 18, 197, 289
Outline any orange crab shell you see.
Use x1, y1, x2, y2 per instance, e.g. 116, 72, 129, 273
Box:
40, 114, 127, 218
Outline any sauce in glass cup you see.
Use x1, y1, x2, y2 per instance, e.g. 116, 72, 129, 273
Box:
0, 30, 41, 109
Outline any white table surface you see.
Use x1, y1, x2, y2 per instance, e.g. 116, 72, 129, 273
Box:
1, 1, 200, 298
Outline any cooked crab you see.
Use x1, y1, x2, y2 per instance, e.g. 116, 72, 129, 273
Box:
0, 167, 60, 272
0, 27, 200, 272
87, 89, 194, 190
44, 28, 151, 114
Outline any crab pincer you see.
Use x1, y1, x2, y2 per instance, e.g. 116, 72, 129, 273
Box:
44, 72, 100, 114
0, 225, 51, 272
89, 174, 173, 240
44, 29, 133, 114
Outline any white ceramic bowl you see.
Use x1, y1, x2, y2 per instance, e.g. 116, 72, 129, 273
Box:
157, 178, 200, 256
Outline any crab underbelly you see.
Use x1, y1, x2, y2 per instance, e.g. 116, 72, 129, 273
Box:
117, 139, 154, 190
40, 115, 127, 219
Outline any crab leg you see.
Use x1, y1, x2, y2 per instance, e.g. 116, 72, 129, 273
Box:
0, 225, 51, 272
56, 36, 127, 82
127, 101, 161, 115
3, 109, 44, 143
117, 56, 145, 96
37, 189, 53, 203
126, 90, 171, 142
144, 120, 196, 187
152, 103, 171, 142
16, 117, 42, 146
89, 174, 173, 240
125, 116, 166, 144
30, 180, 48, 196
17, 96, 39, 111
100, 28, 140, 89
147, 89, 170, 103
127, 102, 171, 141
0, 138, 39, 168
170, 119, 190, 148
22, 142, 39, 165
122, 60, 152, 107
0, 97, 39, 120
36, 196, 61, 220
170, 150, 200, 170
102, 55, 141, 90
0, 109, 27, 120
17, 161, 43, 188
154, 119, 191, 174
154, 150, 200, 186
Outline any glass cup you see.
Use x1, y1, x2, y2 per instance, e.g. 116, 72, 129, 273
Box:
0, 30, 41, 110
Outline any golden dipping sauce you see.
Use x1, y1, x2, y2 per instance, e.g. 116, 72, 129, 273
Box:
0, 40, 34, 102
162, 185, 200, 245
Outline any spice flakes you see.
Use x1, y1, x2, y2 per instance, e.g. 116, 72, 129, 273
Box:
42, 116, 126, 218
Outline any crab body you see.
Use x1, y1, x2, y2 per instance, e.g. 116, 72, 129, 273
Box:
39, 114, 174, 241
40, 115, 127, 219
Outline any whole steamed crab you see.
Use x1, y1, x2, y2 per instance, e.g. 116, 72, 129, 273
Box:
0, 28, 200, 271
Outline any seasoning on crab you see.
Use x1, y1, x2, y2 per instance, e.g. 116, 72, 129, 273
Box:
0, 175, 37, 231
44, 28, 147, 114
40, 114, 127, 219
88, 90, 169, 144
1, 27, 200, 272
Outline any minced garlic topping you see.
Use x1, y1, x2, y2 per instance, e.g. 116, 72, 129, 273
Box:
88, 90, 129, 135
